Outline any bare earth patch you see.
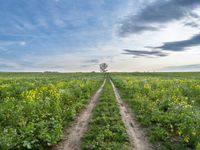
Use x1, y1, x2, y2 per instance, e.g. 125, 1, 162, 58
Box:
52, 79, 106, 150
110, 79, 153, 150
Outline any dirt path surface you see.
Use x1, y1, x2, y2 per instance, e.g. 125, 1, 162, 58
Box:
110, 79, 153, 150
52, 79, 106, 150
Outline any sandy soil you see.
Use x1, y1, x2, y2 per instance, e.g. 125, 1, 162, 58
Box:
110, 79, 153, 150
52, 79, 106, 150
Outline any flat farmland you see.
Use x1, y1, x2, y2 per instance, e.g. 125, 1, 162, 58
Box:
0, 72, 200, 150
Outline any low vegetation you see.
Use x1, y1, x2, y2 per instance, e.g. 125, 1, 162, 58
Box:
1, 72, 200, 149
0, 73, 103, 149
112, 73, 200, 149
81, 80, 131, 150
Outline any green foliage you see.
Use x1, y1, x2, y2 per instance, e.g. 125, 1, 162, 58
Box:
112, 73, 200, 149
81, 81, 131, 150
0, 73, 103, 149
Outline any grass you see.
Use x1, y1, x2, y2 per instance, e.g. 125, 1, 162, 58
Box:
111, 73, 200, 149
0, 73, 103, 149
81, 80, 131, 150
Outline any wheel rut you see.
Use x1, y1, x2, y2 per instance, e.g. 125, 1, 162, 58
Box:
110, 79, 153, 150
52, 79, 106, 150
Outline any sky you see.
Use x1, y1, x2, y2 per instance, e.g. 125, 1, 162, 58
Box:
0, 0, 200, 72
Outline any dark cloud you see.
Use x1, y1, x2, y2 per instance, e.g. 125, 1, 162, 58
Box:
189, 13, 200, 19
81, 59, 101, 68
184, 22, 200, 28
160, 64, 200, 71
85, 59, 99, 64
119, 24, 158, 34
123, 49, 168, 57
119, 0, 200, 36
155, 33, 200, 51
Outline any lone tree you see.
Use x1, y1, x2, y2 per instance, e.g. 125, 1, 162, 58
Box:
99, 63, 108, 73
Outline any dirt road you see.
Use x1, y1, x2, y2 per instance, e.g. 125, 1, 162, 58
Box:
52, 79, 106, 150
110, 79, 153, 150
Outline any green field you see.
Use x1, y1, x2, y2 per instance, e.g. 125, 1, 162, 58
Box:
0, 72, 200, 149
111, 72, 200, 149
0, 72, 103, 149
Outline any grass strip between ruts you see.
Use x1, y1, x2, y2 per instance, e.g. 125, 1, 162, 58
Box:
81, 80, 131, 150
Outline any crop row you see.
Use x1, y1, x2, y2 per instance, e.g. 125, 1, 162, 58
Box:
81, 80, 131, 150
112, 74, 200, 149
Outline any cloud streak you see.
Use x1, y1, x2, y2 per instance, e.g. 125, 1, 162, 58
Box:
118, 0, 200, 36
160, 64, 200, 71
123, 49, 168, 57
84, 59, 99, 64
155, 33, 200, 51
184, 22, 200, 29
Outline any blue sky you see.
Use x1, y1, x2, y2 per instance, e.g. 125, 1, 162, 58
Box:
0, 0, 200, 72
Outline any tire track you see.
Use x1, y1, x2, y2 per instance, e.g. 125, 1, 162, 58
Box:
110, 79, 153, 150
52, 79, 106, 150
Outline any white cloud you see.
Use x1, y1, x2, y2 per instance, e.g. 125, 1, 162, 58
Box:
20, 41, 26, 46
